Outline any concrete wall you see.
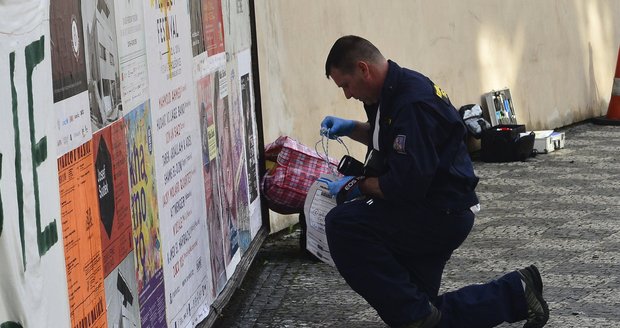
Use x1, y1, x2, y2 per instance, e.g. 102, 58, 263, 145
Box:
254, 0, 620, 232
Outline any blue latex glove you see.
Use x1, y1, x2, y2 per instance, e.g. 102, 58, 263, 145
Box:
320, 116, 355, 139
316, 176, 334, 187
326, 176, 363, 204
326, 176, 354, 196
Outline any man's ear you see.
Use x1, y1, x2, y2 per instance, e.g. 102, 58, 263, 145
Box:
357, 61, 370, 78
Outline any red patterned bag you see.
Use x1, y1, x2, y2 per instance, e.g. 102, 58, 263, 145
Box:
262, 136, 340, 214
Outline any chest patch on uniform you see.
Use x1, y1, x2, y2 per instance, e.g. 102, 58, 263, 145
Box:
393, 135, 407, 154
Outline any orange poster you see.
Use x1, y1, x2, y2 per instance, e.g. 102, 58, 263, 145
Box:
202, 0, 225, 55
58, 142, 108, 328
93, 119, 133, 277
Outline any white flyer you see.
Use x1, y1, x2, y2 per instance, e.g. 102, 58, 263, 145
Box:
303, 174, 339, 267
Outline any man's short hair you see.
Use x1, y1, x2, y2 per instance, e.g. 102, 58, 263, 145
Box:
325, 35, 383, 78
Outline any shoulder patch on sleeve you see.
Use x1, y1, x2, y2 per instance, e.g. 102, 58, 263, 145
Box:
433, 83, 451, 105
393, 135, 407, 154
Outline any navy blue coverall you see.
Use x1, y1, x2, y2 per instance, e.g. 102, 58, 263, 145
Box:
325, 61, 527, 328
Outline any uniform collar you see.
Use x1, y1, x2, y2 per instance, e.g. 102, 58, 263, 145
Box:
376, 60, 401, 117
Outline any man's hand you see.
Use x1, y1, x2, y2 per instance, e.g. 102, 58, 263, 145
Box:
320, 116, 356, 139
325, 176, 364, 204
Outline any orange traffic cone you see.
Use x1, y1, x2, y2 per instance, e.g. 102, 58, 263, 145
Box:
593, 46, 620, 125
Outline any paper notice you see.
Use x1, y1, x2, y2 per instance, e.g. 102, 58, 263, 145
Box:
303, 174, 339, 267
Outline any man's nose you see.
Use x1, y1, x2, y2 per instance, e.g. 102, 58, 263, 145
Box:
343, 89, 352, 99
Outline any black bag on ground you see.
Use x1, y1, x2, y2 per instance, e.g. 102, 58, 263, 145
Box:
481, 124, 535, 162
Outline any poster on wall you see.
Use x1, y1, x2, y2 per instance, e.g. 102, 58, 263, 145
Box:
113, 0, 149, 111
93, 120, 134, 276
104, 251, 142, 328
0, 2, 71, 326
237, 49, 263, 238
195, 64, 228, 297
57, 142, 108, 328
225, 54, 251, 252
213, 66, 242, 277
190, 0, 206, 56
50, 0, 92, 155
202, 0, 226, 56
124, 102, 167, 328
82, 0, 123, 132
143, 1, 213, 326
222, 0, 251, 55
94, 121, 142, 327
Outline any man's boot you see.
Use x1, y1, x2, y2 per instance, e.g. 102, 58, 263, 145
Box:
518, 265, 549, 328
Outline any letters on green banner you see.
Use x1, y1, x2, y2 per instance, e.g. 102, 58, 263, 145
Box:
2, 36, 58, 271
1, 321, 24, 328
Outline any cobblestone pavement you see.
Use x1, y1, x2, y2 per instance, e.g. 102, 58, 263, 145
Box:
213, 123, 620, 328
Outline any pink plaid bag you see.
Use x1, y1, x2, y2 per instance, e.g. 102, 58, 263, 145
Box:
262, 136, 339, 214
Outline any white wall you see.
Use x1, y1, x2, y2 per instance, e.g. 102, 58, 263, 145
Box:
254, 0, 620, 231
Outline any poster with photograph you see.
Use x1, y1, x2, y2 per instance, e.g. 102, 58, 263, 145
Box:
0, 3, 71, 325
195, 70, 217, 165
50, 0, 92, 155
144, 1, 212, 326
195, 66, 227, 297
212, 67, 242, 276
202, 0, 226, 56
82, 0, 123, 132
190, 0, 206, 56
124, 102, 167, 328
113, 0, 149, 110
226, 55, 251, 252
193, 54, 227, 166
222, 0, 251, 55
205, 158, 228, 298
104, 252, 142, 328
237, 49, 263, 238
57, 142, 108, 328
93, 120, 133, 276
50, 0, 88, 102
